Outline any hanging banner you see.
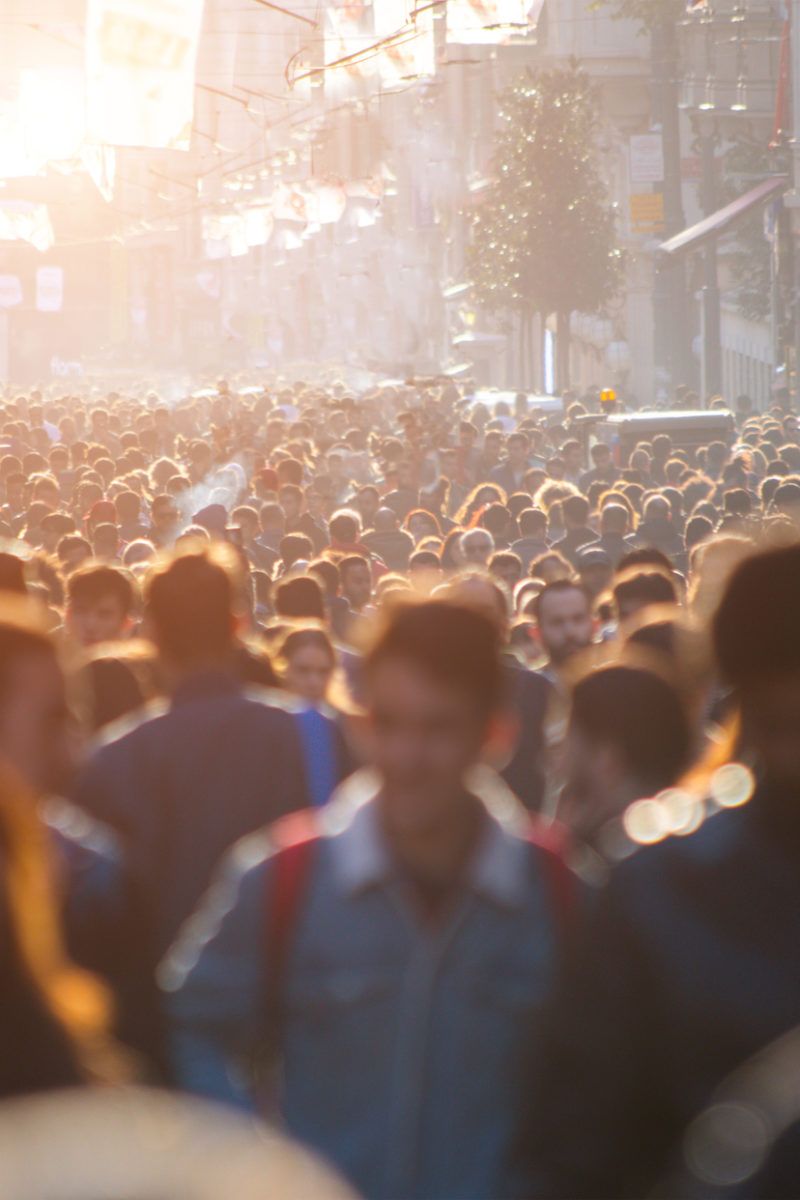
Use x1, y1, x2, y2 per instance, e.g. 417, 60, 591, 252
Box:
20, 70, 86, 164
446, 0, 532, 45
0, 202, 54, 252
378, 8, 436, 91
36, 267, 64, 312
86, 0, 205, 149
324, 0, 378, 103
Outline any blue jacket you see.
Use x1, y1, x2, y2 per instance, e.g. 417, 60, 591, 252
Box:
71, 672, 344, 959
521, 789, 800, 1198
162, 771, 577, 1200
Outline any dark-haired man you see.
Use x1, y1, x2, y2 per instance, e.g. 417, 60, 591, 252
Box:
164, 601, 576, 1200
66, 564, 136, 647
71, 546, 314, 958
534, 580, 594, 687
521, 542, 800, 1198
550, 495, 596, 568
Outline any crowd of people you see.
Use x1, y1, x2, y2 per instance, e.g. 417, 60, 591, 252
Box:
1, 373, 800, 1197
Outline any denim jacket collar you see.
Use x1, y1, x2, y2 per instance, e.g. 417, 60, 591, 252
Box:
324, 768, 532, 910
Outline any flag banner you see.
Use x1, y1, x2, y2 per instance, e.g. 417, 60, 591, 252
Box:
306, 178, 348, 224
80, 144, 117, 201
446, 0, 532, 44
244, 205, 274, 247
324, 0, 379, 103
378, 7, 436, 90
86, 0, 205, 149
20, 69, 86, 164
272, 183, 310, 224
0, 201, 54, 252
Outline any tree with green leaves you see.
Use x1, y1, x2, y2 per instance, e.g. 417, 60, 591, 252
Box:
469, 63, 623, 388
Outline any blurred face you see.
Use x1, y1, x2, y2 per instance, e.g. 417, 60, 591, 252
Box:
153, 502, 178, 529
593, 447, 611, 470
461, 534, 493, 566
484, 434, 502, 462
285, 644, 334, 706
342, 563, 372, 610
67, 596, 129, 647
538, 587, 593, 665
509, 437, 528, 466
366, 658, 489, 830
562, 724, 627, 842
0, 652, 76, 795
742, 678, 800, 790
492, 558, 522, 591
356, 492, 379, 525
409, 513, 434, 543
280, 492, 302, 522
565, 446, 582, 472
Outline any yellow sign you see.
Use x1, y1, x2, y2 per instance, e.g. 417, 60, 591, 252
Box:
629, 193, 665, 232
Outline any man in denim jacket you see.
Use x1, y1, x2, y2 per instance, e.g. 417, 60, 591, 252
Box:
163, 600, 576, 1200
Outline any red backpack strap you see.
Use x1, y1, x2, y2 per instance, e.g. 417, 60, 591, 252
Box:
264, 810, 319, 1034
525, 820, 577, 945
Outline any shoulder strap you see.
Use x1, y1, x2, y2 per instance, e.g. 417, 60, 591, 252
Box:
525, 821, 577, 945
264, 811, 319, 1033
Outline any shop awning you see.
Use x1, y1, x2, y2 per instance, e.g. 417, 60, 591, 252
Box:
658, 176, 787, 257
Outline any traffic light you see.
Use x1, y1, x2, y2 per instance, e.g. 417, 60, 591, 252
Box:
600, 387, 617, 413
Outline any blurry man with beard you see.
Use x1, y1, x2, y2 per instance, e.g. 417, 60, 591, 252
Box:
533, 580, 594, 689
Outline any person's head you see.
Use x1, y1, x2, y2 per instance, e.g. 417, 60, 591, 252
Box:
0, 553, 26, 596
260, 502, 285, 535
362, 600, 504, 823
354, 485, 380, 528
373, 506, 399, 534
489, 550, 523, 592
145, 545, 239, 673
0, 605, 75, 794
405, 509, 441, 544
279, 533, 313, 570
563, 439, 582, 475
600, 503, 629, 536
57, 534, 93, 575
329, 510, 361, 547
151, 493, 180, 532
114, 490, 141, 526
562, 494, 590, 530
565, 663, 692, 842
339, 554, 372, 611
231, 505, 260, 543
274, 575, 326, 621
713, 543, 800, 789
591, 443, 613, 470
458, 528, 495, 567
613, 567, 678, 623
773, 480, 800, 522
507, 432, 529, 467
576, 548, 613, 600
92, 522, 120, 561
308, 557, 340, 600
518, 507, 547, 539
275, 625, 336, 706
278, 483, 304, 524
534, 580, 593, 666
66, 565, 135, 648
